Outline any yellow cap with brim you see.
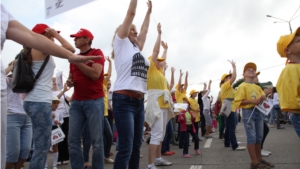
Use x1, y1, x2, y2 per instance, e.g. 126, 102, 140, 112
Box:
189, 89, 199, 95
157, 58, 165, 62
277, 27, 300, 58
221, 73, 232, 81
104, 73, 108, 76
243, 62, 257, 73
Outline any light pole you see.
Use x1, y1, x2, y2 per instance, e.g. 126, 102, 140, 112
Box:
267, 6, 300, 34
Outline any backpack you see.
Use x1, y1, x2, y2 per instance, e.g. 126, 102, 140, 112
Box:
12, 51, 49, 93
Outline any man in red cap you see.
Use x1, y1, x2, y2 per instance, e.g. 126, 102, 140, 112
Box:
67, 28, 106, 169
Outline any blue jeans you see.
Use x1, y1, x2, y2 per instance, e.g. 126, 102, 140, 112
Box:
23, 101, 52, 169
82, 123, 91, 162
182, 125, 199, 154
268, 107, 275, 125
112, 93, 144, 169
161, 120, 174, 153
224, 112, 238, 150
290, 113, 300, 138
68, 98, 104, 169
6, 113, 32, 162
242, 108, 264, 144
104, 117, 113, 158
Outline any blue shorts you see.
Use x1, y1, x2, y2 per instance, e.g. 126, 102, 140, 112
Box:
242, 108, 263, 144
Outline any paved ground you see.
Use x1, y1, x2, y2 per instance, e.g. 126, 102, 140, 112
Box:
25, 122, 300, 169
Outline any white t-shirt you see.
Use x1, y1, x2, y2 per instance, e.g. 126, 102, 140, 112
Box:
24, 56, 56, 103
52, 110, 64, 126
6, 77, 26, 114
1, 5, 15, 90
273, 93, 279, 105
52, 91, 70, 118
113, 34, 149, 93
202, 90, 211, 110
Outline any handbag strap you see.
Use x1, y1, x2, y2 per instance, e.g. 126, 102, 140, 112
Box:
63, 94, 70, 107
34, 55, 50, 80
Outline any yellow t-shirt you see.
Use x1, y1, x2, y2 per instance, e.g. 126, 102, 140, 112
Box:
234, 82, 265, 109
185, 111, 192, 125
175, 89, 187, 104
220, 81, 236, 112
188, 98, 200, 122
276, 64, 300, 114
103, 78, 108, 117
147, 59, 169, 108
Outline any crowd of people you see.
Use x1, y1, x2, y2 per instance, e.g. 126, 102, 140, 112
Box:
1, 0, 300, 169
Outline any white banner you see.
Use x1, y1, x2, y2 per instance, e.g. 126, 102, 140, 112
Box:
255, 100, 273, 116
55, 71, 63, 90
45, 0, 96, 19
174, 103, 188, 112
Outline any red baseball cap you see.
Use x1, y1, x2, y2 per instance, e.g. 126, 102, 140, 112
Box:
32, 23, 60, 34
70, 28, 94, 40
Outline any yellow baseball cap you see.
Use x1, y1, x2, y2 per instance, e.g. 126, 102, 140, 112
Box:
277, 27, 300, 58
189, 89, 199, 95
221, 73, 232, 81
243, 62, 257, 73
157, 58, 165, 62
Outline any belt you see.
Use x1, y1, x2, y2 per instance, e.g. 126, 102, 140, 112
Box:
114, 90, 144, 99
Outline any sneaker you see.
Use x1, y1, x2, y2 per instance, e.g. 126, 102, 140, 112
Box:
195, 149, 200, 155
104, 157, 114, 164
262, 149, 272, 154
154, 158, 172, 166
183, 154, 191, 158
234, 146, 246, 151
169, 150, 175, 154
261, 150, 269, 157
147, 165, 159, 169
140, 154, 143, 158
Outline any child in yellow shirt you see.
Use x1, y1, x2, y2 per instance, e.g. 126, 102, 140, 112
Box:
234, 62, 274, 169
276, 27, 300, 138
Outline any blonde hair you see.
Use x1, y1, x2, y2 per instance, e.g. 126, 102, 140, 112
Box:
111, 24, 136, 59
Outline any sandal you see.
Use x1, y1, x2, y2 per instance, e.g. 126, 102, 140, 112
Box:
251, 162, 270, 169
260, 159, 275, 168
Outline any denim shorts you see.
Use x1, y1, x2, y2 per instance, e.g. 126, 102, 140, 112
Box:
242, 108, 264, 144
6, 113, 32, 162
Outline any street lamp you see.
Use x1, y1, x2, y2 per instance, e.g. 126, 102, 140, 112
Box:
267, 6, 300, 34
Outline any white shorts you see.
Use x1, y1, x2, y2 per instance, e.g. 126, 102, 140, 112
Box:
150, 108, 168, 145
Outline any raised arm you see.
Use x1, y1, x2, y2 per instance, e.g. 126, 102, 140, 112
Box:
105, 56, 112, 81
151, 23, 162, 68
159, 41, 168, 68
117, 0, 138, 39
57, 83, 70, 99
46, 28, 75, 53
183, 71, 189, 91
169, 67, 175, 90
229, 60, 236, 85
6, 20, 100, 63
177, 69, 184, 88
208, 80, 212, 91
137, 0, 152, 50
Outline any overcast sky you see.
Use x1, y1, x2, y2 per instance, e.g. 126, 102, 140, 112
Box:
1, 0, 300, 101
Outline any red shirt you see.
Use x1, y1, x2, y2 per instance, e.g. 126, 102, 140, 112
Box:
70, 48, 105, 100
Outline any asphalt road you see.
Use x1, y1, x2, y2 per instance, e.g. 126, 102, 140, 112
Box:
25, 122, 300, 169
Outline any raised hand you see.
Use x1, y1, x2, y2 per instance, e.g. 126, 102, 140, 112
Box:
45, 28, 59, 38
147, 0, 152, 13
186, 71, 189, 77
180, 69, 184, 76
157, 23, 162, 34
63, 83, 71, 92
209, 80, 212, 84
171, 67, 175, 73
105, 56, 111, 63
161, 41, 168, 50
228, 60, 236, 69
